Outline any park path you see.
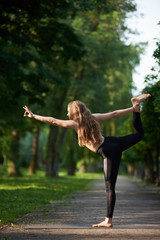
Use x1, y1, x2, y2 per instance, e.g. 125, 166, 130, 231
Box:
0, 176, 160, 240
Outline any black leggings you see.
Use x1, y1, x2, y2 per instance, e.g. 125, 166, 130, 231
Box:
96, 112, 144, 218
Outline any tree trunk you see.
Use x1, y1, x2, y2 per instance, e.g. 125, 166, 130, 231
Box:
46, 125, 59, 177
79, 159, 87, 173
133, 168, 138, 178
127, 165, 134, 175
46, 125, 54, 176
46, 89, 68, 177
147, 149, 155, 184
53, 152, 60, 178
53, 128, 68, 177
29, 127, 40, 174
68, 160, 76, 175
2, 152, 7, 166
144, 167, 149, 180
67, 148, 76, 176
9, 130, 20, 177
155, 145, 160, 186
144, 154, 149, 180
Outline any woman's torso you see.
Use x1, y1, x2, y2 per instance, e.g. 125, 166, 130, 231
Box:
84, 136, 104, 152
74, 123, 104, 153
75, 130, 104, 152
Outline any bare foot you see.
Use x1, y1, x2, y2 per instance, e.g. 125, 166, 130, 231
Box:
131, 93, 151, 106
92, 218, 112, 228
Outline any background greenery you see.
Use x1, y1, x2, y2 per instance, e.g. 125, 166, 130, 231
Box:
0, 0, 160, 225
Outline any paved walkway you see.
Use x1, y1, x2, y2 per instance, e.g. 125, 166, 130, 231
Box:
0, 176, 160, 240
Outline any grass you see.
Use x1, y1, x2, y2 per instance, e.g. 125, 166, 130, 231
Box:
0, 167, 103, 226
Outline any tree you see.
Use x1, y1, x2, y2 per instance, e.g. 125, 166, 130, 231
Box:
0, 0, 85, 175
120, 30, 160, 185
0, 0, 142, 177
59, 0, 142, 175
141, 26, 160, 185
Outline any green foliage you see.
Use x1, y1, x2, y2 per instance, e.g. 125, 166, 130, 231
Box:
0, 167, 103, 225
0, 0, 85, 128
119, 32, 160, 184
0, 0, 144, 177
153, 40, 160, 63
0, 0, 86, 173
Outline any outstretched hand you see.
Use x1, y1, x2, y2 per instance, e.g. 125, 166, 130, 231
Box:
23, 105, 34, 118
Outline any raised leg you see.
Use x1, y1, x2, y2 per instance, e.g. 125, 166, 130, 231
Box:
118, 112, 144, 152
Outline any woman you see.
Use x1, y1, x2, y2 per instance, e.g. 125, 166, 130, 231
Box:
23, 93, 151, 227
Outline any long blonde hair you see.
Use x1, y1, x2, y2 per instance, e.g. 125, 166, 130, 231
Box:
68, 100, 102, 147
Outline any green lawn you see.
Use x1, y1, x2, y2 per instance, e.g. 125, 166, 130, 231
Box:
0, 167, 103, 226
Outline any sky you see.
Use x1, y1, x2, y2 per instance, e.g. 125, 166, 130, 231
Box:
126, 0, 160, 94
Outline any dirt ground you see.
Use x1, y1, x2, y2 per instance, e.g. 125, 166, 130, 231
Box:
0, 176, 160, 240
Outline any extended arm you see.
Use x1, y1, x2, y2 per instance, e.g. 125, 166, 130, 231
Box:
23, 106, 77, 129
92, 107, 134, 122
